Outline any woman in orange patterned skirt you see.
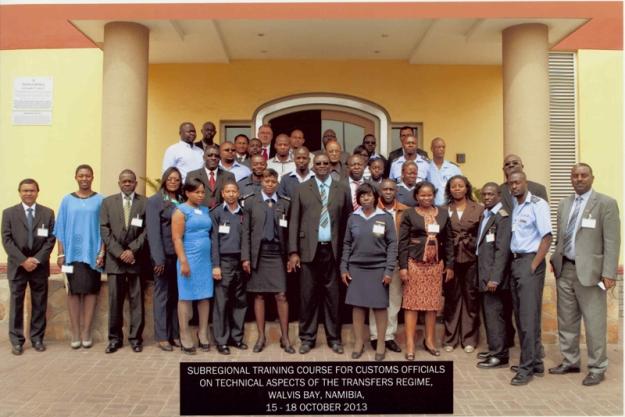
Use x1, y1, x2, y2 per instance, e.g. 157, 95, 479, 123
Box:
398, 181, 454, 360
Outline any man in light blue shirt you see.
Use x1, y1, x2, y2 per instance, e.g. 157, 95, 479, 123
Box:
219, 140, 252, 182
161, 122, 204, 181
388, 135, 429, 182
508, 170, 552, 386
427, 137, 462, 206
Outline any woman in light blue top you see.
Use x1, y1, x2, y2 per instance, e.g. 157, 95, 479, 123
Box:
54, 164, 104, 349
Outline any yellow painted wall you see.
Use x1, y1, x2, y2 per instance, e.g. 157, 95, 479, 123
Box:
147, 61, 504, 188
0, 49, 103, 262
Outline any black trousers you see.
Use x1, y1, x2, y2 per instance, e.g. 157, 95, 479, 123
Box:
502, 288, 516, 347
443, 261, 480, 348
299, 243, 341, 346
108, 273, 144, 345
9, 273, 48, 346
153, 256, 179, 342
510, 255, 545, 376
481, 290, 509, 360
212, 254, 247, 345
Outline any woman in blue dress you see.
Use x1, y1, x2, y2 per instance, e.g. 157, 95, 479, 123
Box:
171, 178, 213, 354
54, 164, 104, 349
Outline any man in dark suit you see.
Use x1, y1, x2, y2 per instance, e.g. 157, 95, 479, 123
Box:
550, 163, 620, 386
341, 154, 370, 211
186, 144, 236, 209
288, 153, 352, 355
1, 178, 55, 355
100, 169, 147, 353
194, 121, 217, 151
475, 182, 512, 369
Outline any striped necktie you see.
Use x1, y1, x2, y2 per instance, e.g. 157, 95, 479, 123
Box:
319, 183, 330, 228
123, 196, 132, 228
563, 196, 582, 257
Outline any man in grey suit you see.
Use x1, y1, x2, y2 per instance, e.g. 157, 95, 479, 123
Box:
550, 163, 620, 386
186, 144, 236, 209
100, 170, 147, 353
288, 153, 352, 354
2, 178, 56, 355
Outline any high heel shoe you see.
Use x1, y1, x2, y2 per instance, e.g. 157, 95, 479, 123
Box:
280, 338, 295, 354
253, 337, 266, 353
81, 340, 93, 349
197, 333, 210, 352
181, 344, 196, 355
70, 340, 81, 349
375, 351, 386, 361
423, 340, 440, 357
351, 345, 365, 359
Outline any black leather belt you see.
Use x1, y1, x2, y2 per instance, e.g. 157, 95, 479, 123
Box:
511, 252, 535, 259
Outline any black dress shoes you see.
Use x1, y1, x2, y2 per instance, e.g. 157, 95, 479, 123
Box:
477, 351, 492, 360
330, 343, 344, 354
370, 339, 377, 350
105, 342, 122, 354
280, 339, 296, 354
351, 345, 365, 359
33, 341, 46, 352
217, 345, 231, 355
510, 365, 544, 376
510, 373, 533, 386
131, 344, 143, 353
253, 338, 266, 353
299, 343, 312, 354
11, 344, 23, 355
230, 341, 248, 350
423, 340, 440, 357
582, 372, 605, 386
477, 357, 508, 369
385, 340, 402, 353
548, 364, 581, 375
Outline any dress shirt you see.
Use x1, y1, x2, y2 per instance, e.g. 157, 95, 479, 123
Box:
121, 192, 135, 203
261, 191, 277, 204
427, 160, 462, 206
267, 155, 296, 182
476, 202, 502, 255
564, 189, 592, 259
511, 191, 552, 253
348, 177, 364, 208
219, 160, 252, 182
389, 154, 430, 182
204, 167, 219, 186
22, 202, 37, 217
315, 176, 333, 243
161, 140, 204, 181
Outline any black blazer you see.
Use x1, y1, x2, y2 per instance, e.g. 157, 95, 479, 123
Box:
146, 192, 177, 266
241, 194, 290, 269
288, 177, 352, 263
476, 206, 512, 291
100, 194, 147, 274
500, 180, 548, 212
398, 207, 454, 270
1, 204, 56, 280
186, 167, 235, 208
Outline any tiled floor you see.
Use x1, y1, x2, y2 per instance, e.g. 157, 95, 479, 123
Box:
0, 321, 621, 417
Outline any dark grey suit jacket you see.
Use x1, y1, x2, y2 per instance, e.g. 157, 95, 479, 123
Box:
1, 204, 56, 280
500, 180, 548, 212
145, 192, 177, 266
100, 194, 147, 274
241, 194, 290, 269
288, 177, 352, 263
476, 206, 512, 291
186, 167, 235, 209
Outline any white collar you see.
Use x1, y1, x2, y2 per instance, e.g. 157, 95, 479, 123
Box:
398, 181, 415, 191
261, 191, 277, 202
354, 207, 385, 220
222, 202, 242, 214
22, 202, 36, 212
121, 192, 135, 201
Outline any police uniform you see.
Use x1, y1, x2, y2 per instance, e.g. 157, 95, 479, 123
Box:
388, 154, 429, 183
510, 191, 552, 378
237, 175, 262, 199
278, 170, 314, 199
210, 202, 247, 348
427, 160, 462, 206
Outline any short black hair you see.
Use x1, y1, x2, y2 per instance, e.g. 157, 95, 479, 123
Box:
356, 182, 379, 207
75, 164, 94, 176
481, 182, 500, 194
262, 168, 279, 180
18, 178, 39, 191
234, 134, 249, 143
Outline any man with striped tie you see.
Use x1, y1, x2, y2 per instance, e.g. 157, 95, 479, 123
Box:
288, 154, 352, 355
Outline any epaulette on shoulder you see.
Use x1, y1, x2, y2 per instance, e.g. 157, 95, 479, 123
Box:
530, 195, 541, 204
498, 208, 509, 217
448, 160, 459, 167
279, 195, 291, 202
242, 192, 255, 200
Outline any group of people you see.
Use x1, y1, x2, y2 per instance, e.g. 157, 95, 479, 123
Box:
2, 121, 619, 388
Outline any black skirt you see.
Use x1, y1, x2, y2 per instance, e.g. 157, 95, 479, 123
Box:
66, 262, 101, 295
247, 242, 286, 293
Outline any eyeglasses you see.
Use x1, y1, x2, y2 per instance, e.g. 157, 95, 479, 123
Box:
315, 161, 330, 166
222, 148, 235, 152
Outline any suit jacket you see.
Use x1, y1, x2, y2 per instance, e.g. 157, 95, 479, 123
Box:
186, 166, 236, 208
1, 204, 56, 280
145, 192, 177, 266
551, 190, 621, 285
476, 206, 511, 291
100, 194, 147, 274
340, 177, 376, 209
241, 194, 290, 269
447, 200, 483, 264
500, 180, 548, 212
398, 207, 454, 270
288, 177, 352, 263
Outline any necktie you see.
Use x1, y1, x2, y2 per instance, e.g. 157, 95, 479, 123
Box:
563, 196, 583, 257
26, 207, 34, 249
209, 171, 216, 192
262, 147, 269, 161
320, 183, 330, 228
352, 180, 362, 211
123, 196, 132, 228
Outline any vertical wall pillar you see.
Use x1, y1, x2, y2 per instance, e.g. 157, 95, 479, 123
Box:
101, 22, 149, 194
502, 23, 550, 186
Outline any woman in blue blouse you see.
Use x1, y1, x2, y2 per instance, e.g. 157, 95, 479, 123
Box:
54, 164, 104, 349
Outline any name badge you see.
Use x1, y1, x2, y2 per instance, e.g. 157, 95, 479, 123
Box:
581, 218, 596, 229
130, 217, 143, 227
486, 233, 495, 243
37, 226, 49, 237
427, 223, 440, 234
372, 222, 385, 235
194, 209, 202, 215
61, 265, 74, 274
511, 223, 517, 232
219, 224, 230, 234
279, 217, 288, 228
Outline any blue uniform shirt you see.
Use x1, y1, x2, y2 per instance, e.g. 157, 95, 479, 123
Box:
315, 176, 333, 243
388, 154, 429, 182
511, 191, 552, 253
427, 160, 462, 206
220, 160, 252, 182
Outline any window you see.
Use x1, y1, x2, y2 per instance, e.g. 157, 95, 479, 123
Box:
390, 123, 424, 154
220, 121, 252, 142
